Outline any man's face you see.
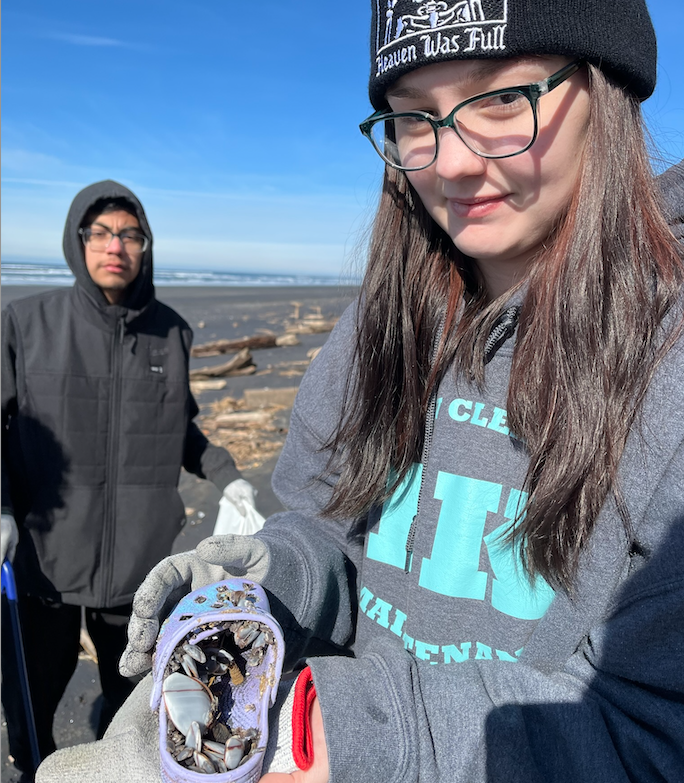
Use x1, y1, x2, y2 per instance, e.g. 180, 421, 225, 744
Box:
83, 210, 144, 304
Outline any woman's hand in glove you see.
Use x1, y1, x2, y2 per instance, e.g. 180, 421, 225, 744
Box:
119, 534, 271, 677
36, 669, 329, 783
261, 696, 329, 783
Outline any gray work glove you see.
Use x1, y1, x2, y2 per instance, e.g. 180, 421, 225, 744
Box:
36, 675, 160, 783
1, 513, 18, 563
35, 673, 299, 783
119, 535, 271, 677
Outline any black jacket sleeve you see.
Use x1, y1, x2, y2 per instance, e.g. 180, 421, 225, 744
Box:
2, 307, 19, 516
182, 415, 241, 492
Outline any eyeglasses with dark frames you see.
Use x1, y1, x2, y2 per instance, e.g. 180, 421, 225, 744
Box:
79, 226, 149, 253
359, 60, 584, 171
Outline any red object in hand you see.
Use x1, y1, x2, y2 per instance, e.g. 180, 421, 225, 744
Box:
292, 666, 317, 770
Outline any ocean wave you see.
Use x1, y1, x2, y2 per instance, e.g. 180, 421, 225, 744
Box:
1, 261, 349, 287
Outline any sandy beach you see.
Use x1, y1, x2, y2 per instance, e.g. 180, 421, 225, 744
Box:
160, 284, 359, 536
0, 283, 358, 782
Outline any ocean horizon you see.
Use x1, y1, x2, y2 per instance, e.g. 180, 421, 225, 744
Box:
1, 259, 355, 288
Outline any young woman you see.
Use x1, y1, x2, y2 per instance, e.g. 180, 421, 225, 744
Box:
37, 1, 683, 782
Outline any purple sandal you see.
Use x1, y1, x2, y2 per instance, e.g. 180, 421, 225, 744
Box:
150, 579, 285, 783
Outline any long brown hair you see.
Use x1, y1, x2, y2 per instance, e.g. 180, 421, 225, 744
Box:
323, 64, 684, 590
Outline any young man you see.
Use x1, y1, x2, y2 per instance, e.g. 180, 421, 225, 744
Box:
0, 180, 249, 780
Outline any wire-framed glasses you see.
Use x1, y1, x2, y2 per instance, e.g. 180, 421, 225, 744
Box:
79, 226, 149, 253
359, 60, 583, 171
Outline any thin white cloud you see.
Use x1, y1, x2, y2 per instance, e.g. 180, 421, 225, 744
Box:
45, 32, 127, 47
2, 150, 68, 173
2, 176, 365, 208
2, 176, 88, 188
39, 32, 149, 51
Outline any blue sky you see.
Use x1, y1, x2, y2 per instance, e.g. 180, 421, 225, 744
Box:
2, 0, 683, 277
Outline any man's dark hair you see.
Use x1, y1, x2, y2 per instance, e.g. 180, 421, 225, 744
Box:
81, 197, 138, 229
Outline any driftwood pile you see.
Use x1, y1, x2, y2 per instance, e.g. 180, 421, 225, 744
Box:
198, 388, 298, 471
191, 333, 299, 358
189, 305, 337, 381
284, 308, 338, 335
191, 304, 337, 469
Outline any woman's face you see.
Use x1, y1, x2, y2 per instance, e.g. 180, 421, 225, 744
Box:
387, 56, 591, 299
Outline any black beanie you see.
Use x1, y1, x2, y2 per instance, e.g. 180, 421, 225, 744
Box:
369, 0, 657, 108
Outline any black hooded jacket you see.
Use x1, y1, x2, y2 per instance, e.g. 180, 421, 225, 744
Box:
1, 181, 240, 607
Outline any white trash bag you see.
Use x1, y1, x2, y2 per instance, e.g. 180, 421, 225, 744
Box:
212, 478, 266, 536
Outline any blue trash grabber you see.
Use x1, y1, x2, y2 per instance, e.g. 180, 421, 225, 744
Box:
1, 559, 42, 772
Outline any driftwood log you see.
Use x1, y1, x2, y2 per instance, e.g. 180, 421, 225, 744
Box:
189, 379, 228, 391
189, 348, 256, 379
214, 410, 272, 428
191, 326, 331, 356
285, 318, 339, 335
192, 334, 278, 357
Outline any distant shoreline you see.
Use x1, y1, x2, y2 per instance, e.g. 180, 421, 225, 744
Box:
1, 260, 358, 291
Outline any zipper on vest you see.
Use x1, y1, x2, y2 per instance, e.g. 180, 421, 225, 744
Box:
101, 315, 125, 604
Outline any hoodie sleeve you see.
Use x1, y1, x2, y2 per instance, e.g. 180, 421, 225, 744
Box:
658, 159, 684, 243
308, 437, 684, 783
182, 396, 241, 491
242, 303, 362, 668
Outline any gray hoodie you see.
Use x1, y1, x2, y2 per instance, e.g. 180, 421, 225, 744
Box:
658, 159, 684, 242
250, 287, 684, 781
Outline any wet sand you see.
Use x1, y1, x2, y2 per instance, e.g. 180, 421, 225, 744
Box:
2, 283, 358, 310
164, 284, 358, 541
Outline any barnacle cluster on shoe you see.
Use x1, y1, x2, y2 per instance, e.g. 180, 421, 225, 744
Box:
161, 586, 276, 774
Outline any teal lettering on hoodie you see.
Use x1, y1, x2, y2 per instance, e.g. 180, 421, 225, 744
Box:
475, 642, 494, 659
419, 472, 501, 598
366, 596, 393, 628
367, 467, 554, 618
415, 640, 441, 663
443, 643, 472, 663
448, 398, 473, 421
367, 463, 422, 568
359, 585, 374, 613
445, 397, 511, 437
359, 586, 524, 663
484, 489, 555, 619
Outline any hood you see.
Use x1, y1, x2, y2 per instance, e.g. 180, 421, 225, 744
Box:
62, 180, 155, 311
657, 160, 684, 243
